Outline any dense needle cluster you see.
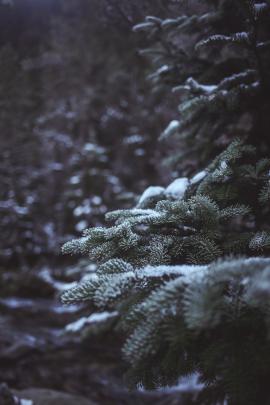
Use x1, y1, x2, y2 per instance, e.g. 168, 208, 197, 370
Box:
62, 1, 270, 404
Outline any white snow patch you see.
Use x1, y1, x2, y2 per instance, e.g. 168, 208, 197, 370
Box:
39, 268, 77, 291
92, 196, 102, 205
220, 161, 228, 170
84, 143, 106, 154
73, 200, 92, 217
87, 311, 118, 323
131, 208, 161, 216
80, 272, 99, 283
240, 257, 270, 265
254, 3, 268, 14
0, 297, 35, 309
138, 186, 165, 204
70, 175, 80, 185
66, 317, 87, 332
134, 148, 145, 157
167, 120, 180, 130
65, 311, 118, 333
186, 77, 217, 94
76, 220, 88, 232
87, 263, 97, 272
161, 120, 180, 138
124, 134, 143, 144
191, 170, 207, 184
159, 372, 204, 393
132, 21, 155, 32
165, 178, 189, 199
156, 64, 170, 74
200, 84, 217, 93
20, 400, 33, 405
137, 264, 207, 280
108, 175, 120, 185
149, 65, 171, 81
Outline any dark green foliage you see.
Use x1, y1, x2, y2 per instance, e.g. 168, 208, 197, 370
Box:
62, 141, 270, 404
134, 0, 270, 173
61, 1, 270, 404
62, 139, 270, 268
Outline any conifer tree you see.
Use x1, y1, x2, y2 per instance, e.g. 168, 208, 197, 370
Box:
134, 0, 270, 173
62, 1, 270, 404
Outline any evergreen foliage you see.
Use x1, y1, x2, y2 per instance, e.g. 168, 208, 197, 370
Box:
134, 0, 270, 173
62, 1, 270, 404
62, 141, 270, 403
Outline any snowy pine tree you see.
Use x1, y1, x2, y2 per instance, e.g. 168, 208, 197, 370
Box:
62, 1, 270, 404
134, 0, 270, 173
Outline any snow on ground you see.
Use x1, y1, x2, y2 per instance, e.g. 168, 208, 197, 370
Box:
20, 400, 33, 405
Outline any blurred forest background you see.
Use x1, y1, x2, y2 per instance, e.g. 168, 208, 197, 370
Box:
0, 0, 180, 269
0, 1, 191, 404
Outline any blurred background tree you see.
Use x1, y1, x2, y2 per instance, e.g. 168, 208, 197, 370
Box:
0, 0, 182, 268
0, 2, 190, 403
